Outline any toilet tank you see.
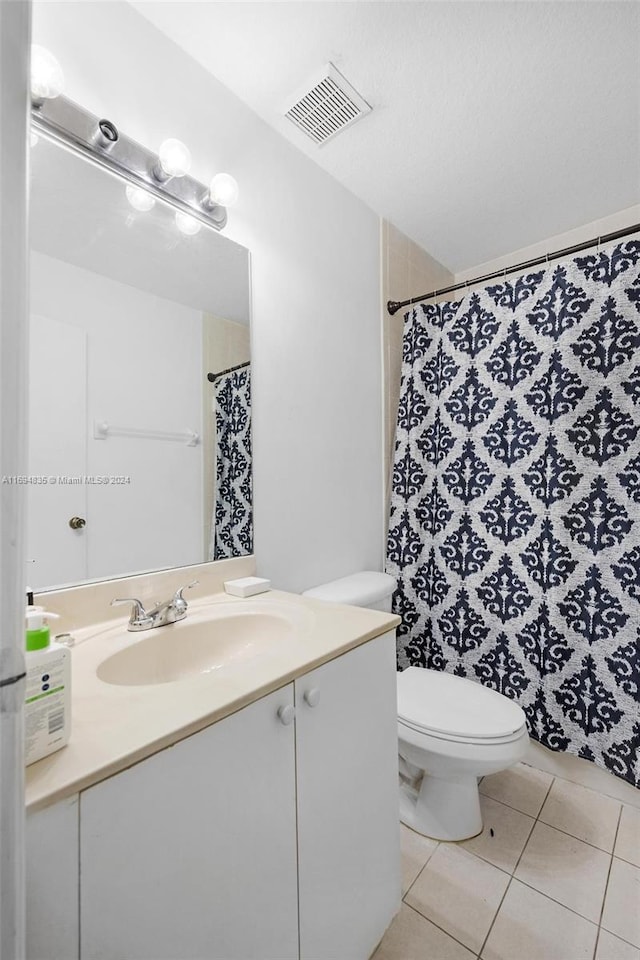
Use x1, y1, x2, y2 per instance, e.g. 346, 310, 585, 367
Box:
302, 571, 396, 612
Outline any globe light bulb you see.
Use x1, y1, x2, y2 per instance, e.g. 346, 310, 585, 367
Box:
175, 211, 201, 236
31, 46, 64, 104
126, 185, 156, 213
156, 138, 191, 180
207, 173, 239, 208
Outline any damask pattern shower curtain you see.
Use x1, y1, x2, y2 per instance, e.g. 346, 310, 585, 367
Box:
210, 366, 253, 560
386, 240, 640, 787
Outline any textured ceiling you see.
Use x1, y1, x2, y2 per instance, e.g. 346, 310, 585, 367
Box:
131, 1, 640, 273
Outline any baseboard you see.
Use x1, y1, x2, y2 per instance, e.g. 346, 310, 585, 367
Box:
525, 740, 640, 810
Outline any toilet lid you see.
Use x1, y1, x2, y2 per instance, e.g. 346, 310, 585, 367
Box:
397, 667, 526, 740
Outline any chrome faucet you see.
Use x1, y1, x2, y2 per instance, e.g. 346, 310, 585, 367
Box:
111, 580, 199, 632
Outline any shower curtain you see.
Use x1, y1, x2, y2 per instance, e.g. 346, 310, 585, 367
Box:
210, 366, 253, 560
387, 240, 640, 787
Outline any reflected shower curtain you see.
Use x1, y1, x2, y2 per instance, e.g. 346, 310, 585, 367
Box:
210, 366, 253, 560
386, 240, 640, 786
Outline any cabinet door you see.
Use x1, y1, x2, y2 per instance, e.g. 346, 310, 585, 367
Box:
80, 686, 298, 960
295, 631, 401, 960
26, 796, 79, 960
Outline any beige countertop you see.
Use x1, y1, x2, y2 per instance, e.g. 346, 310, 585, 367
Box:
25, 589, 399, 813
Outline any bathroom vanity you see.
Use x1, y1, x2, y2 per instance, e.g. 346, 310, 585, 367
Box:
25, 575, 401, 960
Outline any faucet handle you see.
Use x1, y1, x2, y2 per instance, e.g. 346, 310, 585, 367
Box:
111, 597, 148, 620
170, 580, 199, 617
173, 580, 199, 603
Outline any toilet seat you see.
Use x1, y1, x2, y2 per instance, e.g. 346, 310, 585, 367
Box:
398, 716, 527, 746
397, 667, 527, 744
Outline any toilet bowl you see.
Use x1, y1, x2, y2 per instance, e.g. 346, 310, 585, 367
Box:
398, 667, 529, 840
301, 572, 529, 842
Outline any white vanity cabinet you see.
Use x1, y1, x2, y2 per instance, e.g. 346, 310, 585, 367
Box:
295, 631, 400, 960
80, 684, 299, 960
26, 795, 79, 960
26, 630, 400, 960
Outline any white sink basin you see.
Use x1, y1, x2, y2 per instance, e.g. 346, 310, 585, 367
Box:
97, 601, 307, 686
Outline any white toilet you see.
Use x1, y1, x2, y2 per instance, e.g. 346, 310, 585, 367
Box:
397, 667, 528, 840
302, 572, 529, 843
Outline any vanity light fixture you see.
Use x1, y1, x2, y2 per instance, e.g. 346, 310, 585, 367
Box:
30, 49, 236, 232
175, 211, 202, 236
125, 185, 156, 213
153, 138, 192, 182
92, 118, 119, 152
202, 173, 239, 210
30, 45, 64, 106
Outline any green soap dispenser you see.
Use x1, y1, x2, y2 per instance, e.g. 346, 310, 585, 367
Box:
24, 607, 71, 765
26, 606, 54, 651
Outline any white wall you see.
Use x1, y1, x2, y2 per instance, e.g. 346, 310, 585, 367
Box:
456, 205, 640, 285
29, 252, 203, 588
32, 1, 383, 593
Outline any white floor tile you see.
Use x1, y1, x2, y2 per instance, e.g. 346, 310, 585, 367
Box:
615, 804, 640, 868
481, 880, 598, 960
405, 842, 509, 954
601, 857, 640, 948
514, 821, 610, 922
373, 904, 475, 960
400, 823, 439, 895
458, 794, 535, 873
479, 763, 553, 817
539, 777, 621, 852
596, 929, 640, 960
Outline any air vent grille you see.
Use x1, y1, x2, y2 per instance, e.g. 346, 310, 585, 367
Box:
283, 64, 371, 146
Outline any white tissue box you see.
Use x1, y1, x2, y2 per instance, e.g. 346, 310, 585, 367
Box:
224, 576, 271, 598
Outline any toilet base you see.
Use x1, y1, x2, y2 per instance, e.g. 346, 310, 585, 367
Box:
399, 770, 483, 841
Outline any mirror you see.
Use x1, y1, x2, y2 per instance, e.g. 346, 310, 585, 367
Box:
28, 134, 252, 591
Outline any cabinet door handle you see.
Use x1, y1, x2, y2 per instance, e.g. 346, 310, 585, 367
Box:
303, 687, 320, 708
277, 704, 295, 726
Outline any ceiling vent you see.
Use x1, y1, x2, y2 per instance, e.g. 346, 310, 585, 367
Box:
283, 63, 371, 146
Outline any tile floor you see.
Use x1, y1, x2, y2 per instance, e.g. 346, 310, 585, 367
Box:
373, 763, 640, 960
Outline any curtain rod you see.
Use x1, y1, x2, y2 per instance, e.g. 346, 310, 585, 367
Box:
387, 222, 640, 316
207, 360, 250, 382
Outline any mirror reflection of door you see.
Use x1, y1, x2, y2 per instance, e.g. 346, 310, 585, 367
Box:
27, 314, 88, 587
